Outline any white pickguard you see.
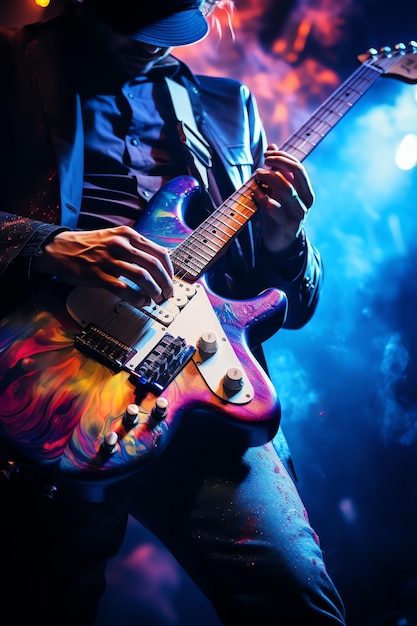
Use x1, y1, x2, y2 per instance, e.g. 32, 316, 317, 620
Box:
66, 280, 254, 405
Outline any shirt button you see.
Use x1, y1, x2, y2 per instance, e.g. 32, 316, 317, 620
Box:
127, 92, 134, 98
143, 191, 150, 198
131, 138, 138, 146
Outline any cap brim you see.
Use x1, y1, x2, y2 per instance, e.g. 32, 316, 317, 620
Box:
127, 9, 209, 47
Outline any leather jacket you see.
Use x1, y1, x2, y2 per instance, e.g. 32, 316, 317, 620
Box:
0, 8, 322, 329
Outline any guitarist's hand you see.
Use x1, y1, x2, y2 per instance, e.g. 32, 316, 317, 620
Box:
253, 144, 315, 253
32, 226, 174, 307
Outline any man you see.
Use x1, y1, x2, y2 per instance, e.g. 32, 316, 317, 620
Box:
0, 1, 346, 624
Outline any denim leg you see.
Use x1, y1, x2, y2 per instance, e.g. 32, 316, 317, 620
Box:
130, 417, 347, 625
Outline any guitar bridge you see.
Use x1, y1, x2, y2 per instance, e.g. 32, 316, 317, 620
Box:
74, 325, 195, 394
74, 324, 137, 370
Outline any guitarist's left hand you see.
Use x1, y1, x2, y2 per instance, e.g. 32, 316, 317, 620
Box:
253, 143, 315, 253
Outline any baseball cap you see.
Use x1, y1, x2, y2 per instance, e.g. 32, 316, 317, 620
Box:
86, 0, 211, 46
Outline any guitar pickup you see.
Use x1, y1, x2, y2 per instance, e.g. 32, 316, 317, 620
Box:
128, 333, 196, 394
75, 325, 195, 395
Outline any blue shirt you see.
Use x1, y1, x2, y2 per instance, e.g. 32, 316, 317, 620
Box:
79, 68, 188, 230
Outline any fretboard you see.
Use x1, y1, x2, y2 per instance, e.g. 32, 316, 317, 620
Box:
171, 43, 417, 282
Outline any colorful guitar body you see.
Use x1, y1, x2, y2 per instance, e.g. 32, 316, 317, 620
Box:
1, 41, 416, 501
0, 176, 286, 501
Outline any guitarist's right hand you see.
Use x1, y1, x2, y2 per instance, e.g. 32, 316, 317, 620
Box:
31, 226, 174, 307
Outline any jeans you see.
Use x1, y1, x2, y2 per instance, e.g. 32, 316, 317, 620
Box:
0, 414, 346, 625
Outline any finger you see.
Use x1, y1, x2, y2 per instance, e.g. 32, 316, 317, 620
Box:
287, 189, 309, 218
256, 167, 314, 210
117, 255, 174, 302
264, 148, 303, 166
256, 168, 294, 196
263, 151, 310, 186
110, 230, 174, 300
128, 232, 174, 278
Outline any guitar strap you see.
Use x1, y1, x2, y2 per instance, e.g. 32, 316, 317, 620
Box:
165, 77, 213, 190
165, 81, 299, 483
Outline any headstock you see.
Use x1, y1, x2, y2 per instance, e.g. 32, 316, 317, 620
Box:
358, 41, 417, 84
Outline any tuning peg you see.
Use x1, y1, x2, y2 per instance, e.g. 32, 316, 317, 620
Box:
357, 47, 375, 64
380, 45, 392, 57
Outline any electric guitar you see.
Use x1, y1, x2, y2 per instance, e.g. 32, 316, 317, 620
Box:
0, 42, 416, 502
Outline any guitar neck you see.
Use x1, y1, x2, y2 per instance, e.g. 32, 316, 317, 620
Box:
171, 176, 259, 281
280, 58, 384, 161
171, 42, 417, 282
280, 43, 416, 161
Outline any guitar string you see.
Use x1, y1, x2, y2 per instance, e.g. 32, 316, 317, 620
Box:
171, 180, 258, 280
282, 44, 416, 159
170, 45, 416, 282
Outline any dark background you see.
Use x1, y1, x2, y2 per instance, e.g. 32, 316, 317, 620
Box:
2, 1, 417, 624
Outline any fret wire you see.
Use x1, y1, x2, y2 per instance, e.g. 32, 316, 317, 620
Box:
239, 188, 257, 203
212, 206, 250, 232
172, 46, 416, 281
177, 241, 214, 266
171, 250, 200, 279
173, 250, 206, 276
225, 195, 257, 217
188, 223, 229, 249
181, 228, 222, 257
281, 62, 383, 157
171, 180, 259, 278
215, 205, 247, 229
173, 236, 220, 275
202, 218, 237, 239
174, 240, 213, 266
173, 237, 220, 273
177, 238, 215, 261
